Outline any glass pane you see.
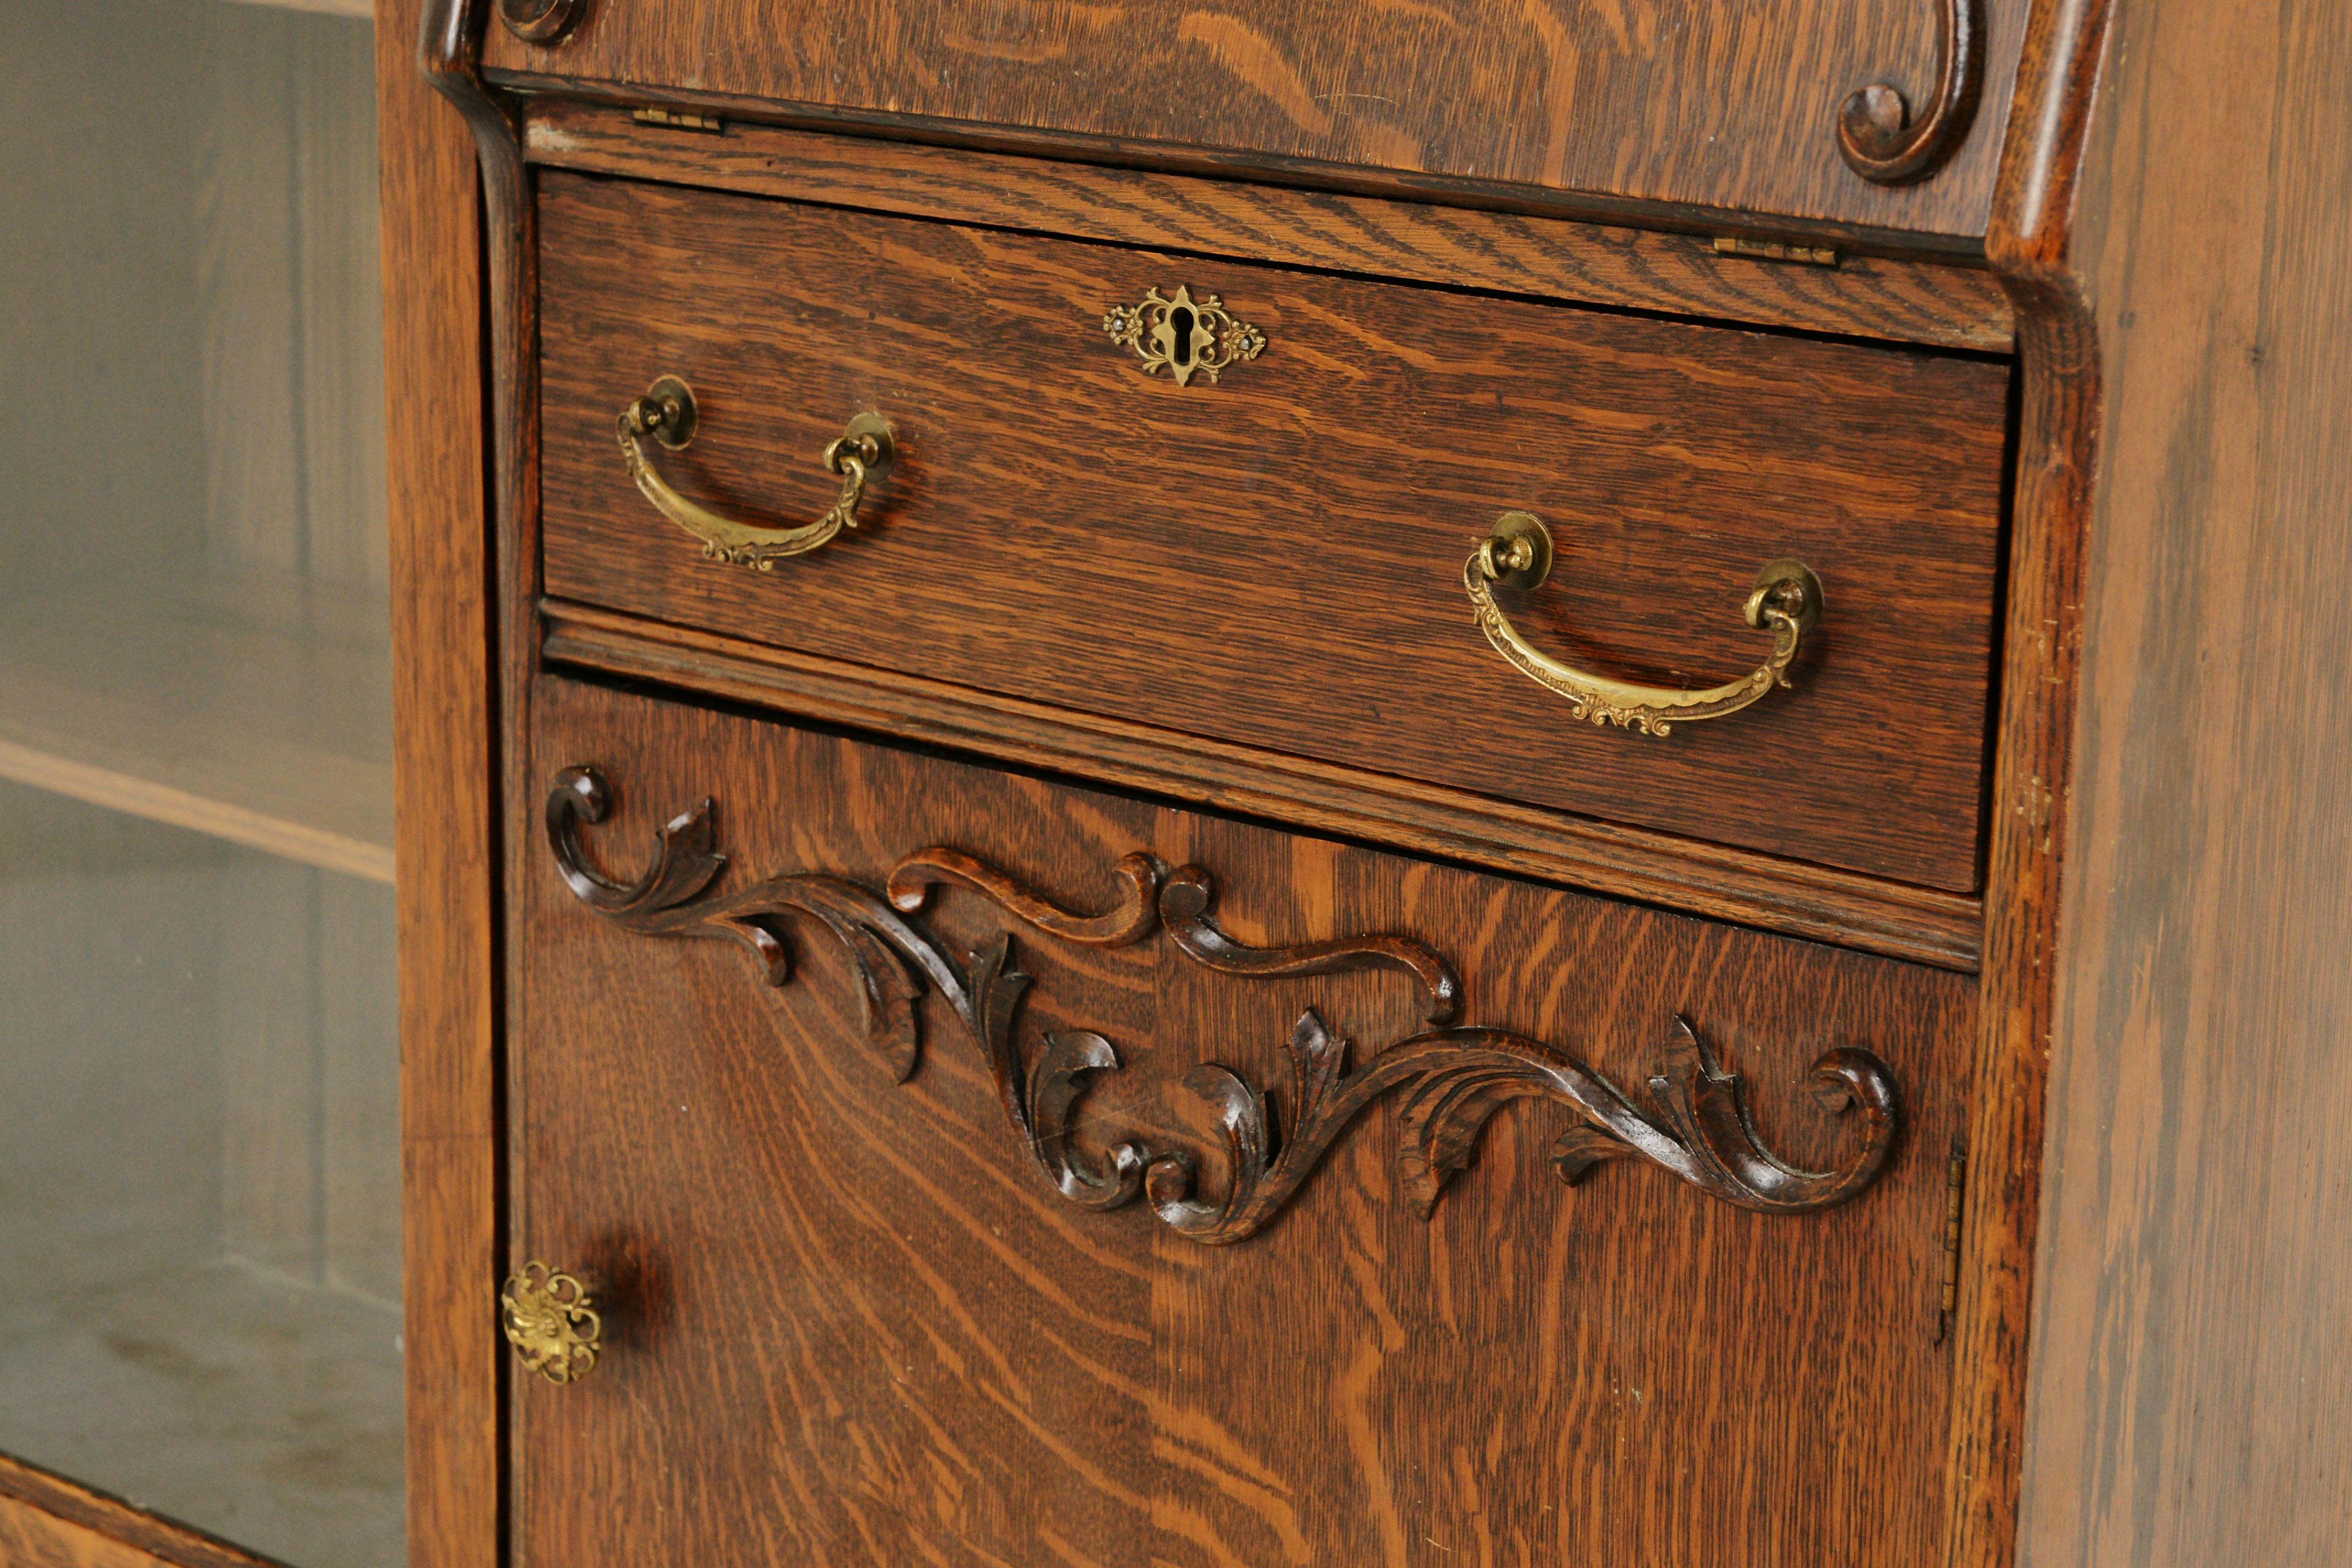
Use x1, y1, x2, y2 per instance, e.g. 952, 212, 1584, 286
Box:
0, 2, 401, 1565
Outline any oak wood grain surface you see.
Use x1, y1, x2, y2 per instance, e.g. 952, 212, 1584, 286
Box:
2011, 1, 2352, 1565
481, 0, 2028, 242
540, 597, 1988, 970
536, 171, 2012, 893
383, 3, 504, 1567
511, 675, 1976, 1568
521, 102, 2017, 354
0, 1457, 279, 1568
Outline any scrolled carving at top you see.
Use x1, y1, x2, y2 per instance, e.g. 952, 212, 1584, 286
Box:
1837, 0, 1986, 185
1158, 865, 1462, 1026
499, 0, 589, 44
545, 765, 962, 1084
888, 846, 1163, 949
546, 767, 1903, 1246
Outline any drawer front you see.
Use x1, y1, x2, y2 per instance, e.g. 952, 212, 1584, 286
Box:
511, 676, 1974, 1567
483, 0, 2028, 242
538, 173, 2010, 892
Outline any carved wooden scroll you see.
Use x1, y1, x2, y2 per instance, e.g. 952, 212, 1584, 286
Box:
1837, 0, 1985, 184
548, 767, 1901, 1243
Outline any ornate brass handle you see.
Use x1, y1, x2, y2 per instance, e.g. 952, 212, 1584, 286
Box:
1463, 511, 1824, 737
500, 1261, 601, 1385
618, 376, 895, 571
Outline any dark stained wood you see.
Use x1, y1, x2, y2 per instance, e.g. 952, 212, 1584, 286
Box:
540, 598, 1989, 970
478, 0, 2033, 242
0, 1456, 279, 1568
1998, 1, 2352, 1566
497, 0, 585, 45
515, 674, 1975, 1567
521, 102, 2017, 354
545, 765, 1901, 1233
535, 171, 2012, 893
1837, 0, 1985, 184
391, 5, 504, 1568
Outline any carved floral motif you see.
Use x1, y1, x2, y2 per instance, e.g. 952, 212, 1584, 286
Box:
547, 767, 1900, 1244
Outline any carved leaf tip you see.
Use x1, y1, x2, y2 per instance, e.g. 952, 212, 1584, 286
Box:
1550, 1123, 1640, 1187
1646, 1017, 1898, 1212
1028, 1030, 1146, 1211
546, 766, 726, 917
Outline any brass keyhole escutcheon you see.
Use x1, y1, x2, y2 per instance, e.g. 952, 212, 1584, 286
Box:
500, 1261, 601, 1385
1102, 284, 1266, 386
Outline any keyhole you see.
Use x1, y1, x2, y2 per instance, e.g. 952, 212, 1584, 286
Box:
1169, 307, 1195, 366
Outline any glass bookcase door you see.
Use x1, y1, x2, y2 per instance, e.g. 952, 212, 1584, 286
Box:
0, 3, 401, 1565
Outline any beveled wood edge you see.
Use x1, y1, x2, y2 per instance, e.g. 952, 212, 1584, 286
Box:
0, 1454, 281, 1568
398, 4, 506, 1568
538, 597, 1985, 973
1942, 2, 2117, 1566
520, 99, 2014, 355
484, 67, 1994, 262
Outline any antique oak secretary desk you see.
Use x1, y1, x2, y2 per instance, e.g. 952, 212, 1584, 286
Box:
22, 0, 2340, 1565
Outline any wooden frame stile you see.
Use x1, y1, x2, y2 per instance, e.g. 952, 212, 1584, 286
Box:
1946, 1, 2114, 1564
392, 3, 505, 1568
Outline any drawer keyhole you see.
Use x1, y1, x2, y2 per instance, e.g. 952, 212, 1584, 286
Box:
1168, 305, 1196, 368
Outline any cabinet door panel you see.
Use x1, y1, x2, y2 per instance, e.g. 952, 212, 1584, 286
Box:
514, 677, 1973, 1567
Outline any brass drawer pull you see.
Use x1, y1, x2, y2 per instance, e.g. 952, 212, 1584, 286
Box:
618, 376, 894, 571
500, 1261, 601, 1385
1463, 511, 1823, 737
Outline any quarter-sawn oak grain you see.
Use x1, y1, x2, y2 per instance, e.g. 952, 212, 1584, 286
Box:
480, 0, 2030, 243
512, 676, 1974, 1568
539, 597, 1988, 971
535, 171, 2012, 894
521, 102, 2017, 354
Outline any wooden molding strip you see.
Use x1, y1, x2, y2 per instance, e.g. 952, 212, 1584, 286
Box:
520, 100, 2013, 355
0, 1455, 281, 1568
540, 598, 1984, 972
394, 5, 507, 1568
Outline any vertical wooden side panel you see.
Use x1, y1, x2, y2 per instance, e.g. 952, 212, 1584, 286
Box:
379, 3, 500, 1568
2016, 0, 2352, 1564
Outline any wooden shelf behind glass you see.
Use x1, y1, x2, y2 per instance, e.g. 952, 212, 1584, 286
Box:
0, 559, 394, 882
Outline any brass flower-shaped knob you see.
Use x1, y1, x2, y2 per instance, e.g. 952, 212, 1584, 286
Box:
500, 1261, 601, 1385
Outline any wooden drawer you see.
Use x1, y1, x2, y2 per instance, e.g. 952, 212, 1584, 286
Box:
482, 0, 2029, 243
537, 172, 2011, 893
512, 675, 1974, 1567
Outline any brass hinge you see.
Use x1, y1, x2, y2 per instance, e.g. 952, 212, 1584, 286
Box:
1933, 1140, 1967, 1344
1713, 236, 1839, 267
632, 106, 725, 134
